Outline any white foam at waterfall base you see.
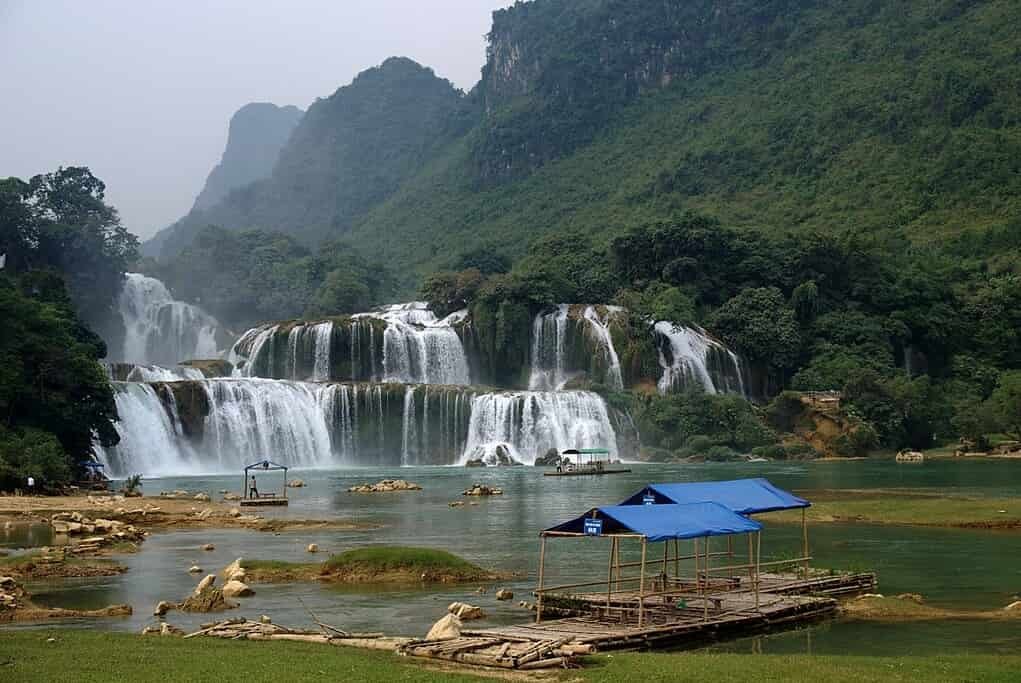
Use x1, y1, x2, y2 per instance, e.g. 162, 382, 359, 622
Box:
460, 391, 620, 465
654, 320, 746, 395
124, 364, 205, 382
118, 273, 222, 366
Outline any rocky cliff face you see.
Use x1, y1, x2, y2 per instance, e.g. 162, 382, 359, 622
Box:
192, 102, 303, 211
472, 0, 803, 182
152, 58, 475, 259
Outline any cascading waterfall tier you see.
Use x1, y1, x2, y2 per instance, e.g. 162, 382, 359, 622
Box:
105, 363, 205, 382
94, 379, 479, 477
653, 321, 746, 395
94, 379, 633, 477
229, 303, 471, 385
117, 273, 224, 366
461, 390, 621, 466
528, 305, 625, 391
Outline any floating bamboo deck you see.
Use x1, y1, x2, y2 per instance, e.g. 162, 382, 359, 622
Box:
400, 570, 874, 669
543, 468, 632, 477
239, 497, 288, 507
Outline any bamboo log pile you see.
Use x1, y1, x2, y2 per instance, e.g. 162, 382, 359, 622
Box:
399, 635, 581, 670
183, 618, 410, 650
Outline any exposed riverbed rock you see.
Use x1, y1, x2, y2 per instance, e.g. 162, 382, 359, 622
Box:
463, 484, 503, 497
425, 613, 462, 640
221, 558, 246, 583
223, 493, 242, 501
306, 543, 319, 553
447, 602, 486, 620
495, 588, 514, 601
221, 580, 255, 598
201, 543, 215, 551
194, 493, 212, 502
348, 479, 422, 493
287, 479, 306, 488
534, 449, 565, 467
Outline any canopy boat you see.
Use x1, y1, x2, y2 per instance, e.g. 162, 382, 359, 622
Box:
240, 460, 290, 506
543, 448, 631, 476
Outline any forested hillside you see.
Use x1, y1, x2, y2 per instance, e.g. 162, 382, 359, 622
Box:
153, 0, 1019, 286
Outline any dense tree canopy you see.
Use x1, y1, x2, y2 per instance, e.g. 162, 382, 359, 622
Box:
0, 273, 119, 489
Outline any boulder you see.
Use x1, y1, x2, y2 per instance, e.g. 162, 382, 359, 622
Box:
348, 479, 422, 493
447, 602, 486, 620
51, 520, 70, 534
895, 593, 924, 604
228, 508, 241, 518
221, 580, 254, 598
495, 588, 513, 601
160, 623, 184, 636
194, 493, 211, 502
194, 575, 216, 597
260, 615, 272, 624
287, 479, 306, 488
464, 459, 487, 468
425, 613, 462, 641
307, 543, 319, 553
534, 449, 563, 467
448, 501, 465, 508
463, 484, 503, 497
221, 558, 246, 583
153, 600, 174, 617
201, 543, 215, 551
223, 493, 241, 501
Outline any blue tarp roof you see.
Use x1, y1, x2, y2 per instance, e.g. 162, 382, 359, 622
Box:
544, 502, 763, 542
619, 478, 809, 514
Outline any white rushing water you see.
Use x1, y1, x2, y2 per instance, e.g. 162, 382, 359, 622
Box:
460, 391, 620, 466
654, 321, 746, 395
229, 303, 470, 385
94, 383, 200, 477
118, 273, 222, 366
582, 305, 624, 390
528, 304, 570, 390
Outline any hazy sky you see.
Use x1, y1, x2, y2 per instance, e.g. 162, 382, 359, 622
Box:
0, 1, 508, 240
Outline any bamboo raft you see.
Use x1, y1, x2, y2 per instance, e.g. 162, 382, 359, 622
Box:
543, 468, 632, 477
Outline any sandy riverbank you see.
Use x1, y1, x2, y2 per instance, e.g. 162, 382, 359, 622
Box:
0, 494, 372, 534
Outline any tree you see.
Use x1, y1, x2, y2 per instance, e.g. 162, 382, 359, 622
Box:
709, 287, 801, 373
0, 273, 118, 488
987, 371, 1021, 441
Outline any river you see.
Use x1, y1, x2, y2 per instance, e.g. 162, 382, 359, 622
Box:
4, 459, 1020, 654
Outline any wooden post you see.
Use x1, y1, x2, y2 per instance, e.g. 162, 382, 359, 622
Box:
673, 539, 679, 579
755, 531, 761, 611
694, 538, 700, 590
703, 536, 709, 622
801, 507, 809, 578
536, 535, 547, 623
638, 537, 647, 627
606, 537, 615, 613
614, 536, 622, 592
661, 539, 669, 588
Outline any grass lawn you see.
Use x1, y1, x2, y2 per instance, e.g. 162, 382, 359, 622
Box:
242, 546, 498, 583
2, 630, 1020, 682
772, 494, 1020, 529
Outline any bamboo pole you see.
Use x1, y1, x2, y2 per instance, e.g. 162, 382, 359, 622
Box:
751, 530, 759, 608
747, 533, 754, 588
606, 537, 615, 612
536, 535, 547, 624
638, 537, 647, 627
801, 507, 809, 579
694, 538, 700, 589
673, 539, 680, 578
614, 536, 622, 592
703, 536, 710, 622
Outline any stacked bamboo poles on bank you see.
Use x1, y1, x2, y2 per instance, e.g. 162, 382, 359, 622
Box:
399, 636, 586, 670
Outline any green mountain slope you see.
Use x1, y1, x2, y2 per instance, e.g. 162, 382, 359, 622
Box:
349, 0, 1020, 290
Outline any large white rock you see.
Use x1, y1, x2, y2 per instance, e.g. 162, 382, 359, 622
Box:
193, 574, 216, 596
221, 580, 254, 598
447, 602, 485, 620
425, 613, 462, 641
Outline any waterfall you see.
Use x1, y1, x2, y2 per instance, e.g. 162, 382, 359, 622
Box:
95, 379, 479, 477
380, 305, 471, 386
582, 305, 624, 390
126, 365, 205, 382
654, 321, 746, 396
229, 324, 279, 377
94, 383, 199, 477
312, 322, 334, 381
529, 305, 570, 390
117, 273, 223, 366
461, 391, 620, 466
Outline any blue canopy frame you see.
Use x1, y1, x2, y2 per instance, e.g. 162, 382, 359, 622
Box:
536, 501, 766, 627
619, 478, 809, 514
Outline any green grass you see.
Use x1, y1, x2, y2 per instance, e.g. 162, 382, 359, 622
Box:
323, 546, 489, 578
241, 547, 496, 583
773, 495, 1021, 528
2, 630, 1020, 682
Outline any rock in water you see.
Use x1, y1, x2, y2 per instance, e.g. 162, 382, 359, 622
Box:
153, 600, 174, 616
495, 588, 513, 601
425, 613, 462, 641
188, 565, 202, 574
287, 479, 306, 488
307, 543, 319, 553
201, 543, 215, 551
447, 602, 485, 620
194, 493, 211, 502
194, 575, 216, 596
221, 580, 254, 598
221, 558, 246, 583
